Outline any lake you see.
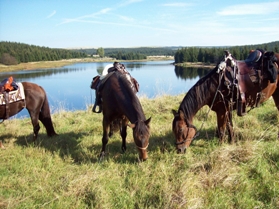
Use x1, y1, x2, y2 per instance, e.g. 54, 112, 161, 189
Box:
0, 61, 210, 118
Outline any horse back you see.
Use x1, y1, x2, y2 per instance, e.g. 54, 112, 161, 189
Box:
101, 72, 144, 122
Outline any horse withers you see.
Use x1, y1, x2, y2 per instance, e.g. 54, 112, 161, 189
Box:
91, 70, 151, 161
172, 50, 279, 154
0, 81, 57, 147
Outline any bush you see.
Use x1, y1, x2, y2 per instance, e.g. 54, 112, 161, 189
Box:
0, 53, 18, 65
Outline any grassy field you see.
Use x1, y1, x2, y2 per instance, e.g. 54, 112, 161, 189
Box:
0, 94, 278, 209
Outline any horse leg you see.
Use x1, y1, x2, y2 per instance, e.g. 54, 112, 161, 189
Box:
120, 125, 127, 153
226, 110, 234, 144
28, 111, 40, 141
216, 110, 230, 143
272, 87, 279, 138
100, 118, 110, 160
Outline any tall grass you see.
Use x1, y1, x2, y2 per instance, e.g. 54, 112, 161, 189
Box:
0, 94, 278, 209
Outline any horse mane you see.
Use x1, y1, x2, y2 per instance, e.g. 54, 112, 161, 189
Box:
114, 72, 150, 144
179, 65, 219, 122
114, 72, 146, 122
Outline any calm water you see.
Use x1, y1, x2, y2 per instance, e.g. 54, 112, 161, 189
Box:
0, 61, 210, 118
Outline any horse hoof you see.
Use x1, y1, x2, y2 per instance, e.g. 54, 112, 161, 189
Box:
122, 146, 126, 153
109, 131, 113, 137
99, 151, 105, 162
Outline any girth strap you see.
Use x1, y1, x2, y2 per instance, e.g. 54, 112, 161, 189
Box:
4, 92, 10, 119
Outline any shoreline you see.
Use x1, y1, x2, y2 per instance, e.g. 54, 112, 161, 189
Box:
0, 57, 214, 72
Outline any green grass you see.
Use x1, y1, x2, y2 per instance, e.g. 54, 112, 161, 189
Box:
0, 94, 279, 209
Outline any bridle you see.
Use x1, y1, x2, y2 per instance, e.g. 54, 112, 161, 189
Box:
175, 123, 198, 145
132, 120, 150, 150
136, 143, 149, 150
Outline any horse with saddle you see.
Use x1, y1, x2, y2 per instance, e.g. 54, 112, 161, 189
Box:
91, 62, 139, 113
218, 49, 278, 116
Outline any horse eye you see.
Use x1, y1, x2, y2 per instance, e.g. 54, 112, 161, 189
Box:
179, 128, 183, 133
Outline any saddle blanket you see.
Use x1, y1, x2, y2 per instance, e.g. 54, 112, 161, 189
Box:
0, 83, 25, 105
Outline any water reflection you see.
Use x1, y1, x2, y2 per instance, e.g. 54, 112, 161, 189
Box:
174, 66, 210, 80
0, 67, 87, 82
0, 61, 212, 118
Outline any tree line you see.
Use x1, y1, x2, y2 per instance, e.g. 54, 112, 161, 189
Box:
174, 41, 279, 64
0, 41, 87, 65
78, 46, 176, 57
109, 51, 147, 60
1, 41, 278, 65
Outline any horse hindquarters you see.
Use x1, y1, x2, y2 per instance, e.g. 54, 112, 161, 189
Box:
38, 93, 57, 137
23, 82, 57, 141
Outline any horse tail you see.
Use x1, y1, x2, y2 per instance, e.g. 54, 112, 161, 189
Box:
39, 88, 58, 137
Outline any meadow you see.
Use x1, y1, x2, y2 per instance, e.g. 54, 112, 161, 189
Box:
0, 94, 279, 209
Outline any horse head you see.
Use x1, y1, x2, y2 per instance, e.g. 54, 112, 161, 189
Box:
128, 117, 151, 161
172, 109, 197, 154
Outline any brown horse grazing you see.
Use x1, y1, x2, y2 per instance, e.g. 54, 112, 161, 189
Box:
172, 50, 279, 153
0, 82, 57, 144
92, 71, 151, 161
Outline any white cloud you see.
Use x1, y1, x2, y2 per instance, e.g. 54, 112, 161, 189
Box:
120, 0, 144, 7
162, 2, 192, 7
217, 2, 279, 16
118, 15, 134, 22
46, 10, 56, 19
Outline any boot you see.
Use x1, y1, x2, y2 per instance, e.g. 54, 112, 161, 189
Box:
92, 92, 102, 113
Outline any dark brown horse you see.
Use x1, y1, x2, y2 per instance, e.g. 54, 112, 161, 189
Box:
0, 82, 57, 145
172, 51, 279, 153
92, 71, 151, 161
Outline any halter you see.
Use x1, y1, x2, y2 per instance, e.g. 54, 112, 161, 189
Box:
132, 120, 150, 150
175, 123, 198, 145
136, 143, 149, 150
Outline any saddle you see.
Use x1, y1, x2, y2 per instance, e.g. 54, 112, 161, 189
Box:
219, 50, 278, 116
0, 76, 23, 119
91, 62, 140, 113
0, 76, 18, 93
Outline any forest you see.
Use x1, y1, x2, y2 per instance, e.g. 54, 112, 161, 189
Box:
174, 41, 279, 64
0, 41, 87, 65
0, 41, 278, 65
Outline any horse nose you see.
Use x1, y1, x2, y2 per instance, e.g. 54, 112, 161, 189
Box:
177, 146, 186, 154
138, 150, 148, 161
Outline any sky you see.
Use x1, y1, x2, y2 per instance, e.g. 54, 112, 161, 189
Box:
0, 0, 279, 49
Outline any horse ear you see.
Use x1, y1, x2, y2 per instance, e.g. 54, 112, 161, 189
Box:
145, 117, 151, 126
172, 109, 178, 116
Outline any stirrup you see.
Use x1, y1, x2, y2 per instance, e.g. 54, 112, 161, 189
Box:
92, 103, 102, 113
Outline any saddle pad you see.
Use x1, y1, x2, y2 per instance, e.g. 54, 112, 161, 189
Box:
0, 83, 25, 105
